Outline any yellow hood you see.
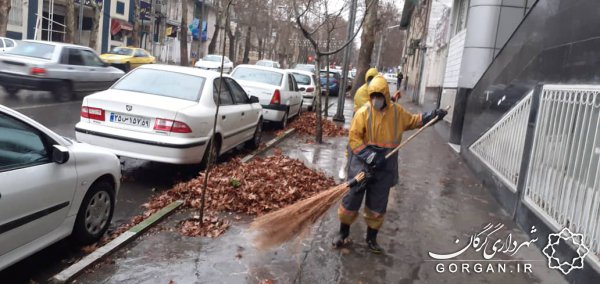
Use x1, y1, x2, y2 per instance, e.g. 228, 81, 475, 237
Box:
368, 75, 392, 106
365, 68, 379, 82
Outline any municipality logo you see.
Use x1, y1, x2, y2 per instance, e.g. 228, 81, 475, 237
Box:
542, 228, 589, 275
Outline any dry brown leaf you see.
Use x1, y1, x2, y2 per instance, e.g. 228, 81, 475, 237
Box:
260, 280, 275, 284
276, 112, 348, 137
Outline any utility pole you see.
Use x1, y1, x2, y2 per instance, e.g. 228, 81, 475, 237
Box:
375, 30, 384, 69
78, 0, 83, 44
332, 0, 357, 122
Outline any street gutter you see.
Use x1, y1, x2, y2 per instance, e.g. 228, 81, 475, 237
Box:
51, 200, 183, 283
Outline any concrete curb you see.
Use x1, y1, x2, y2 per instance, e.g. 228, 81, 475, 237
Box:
241, 128, 296, 163
51, 200, 183, 283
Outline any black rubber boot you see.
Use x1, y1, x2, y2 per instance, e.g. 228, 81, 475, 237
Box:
366, 227, 383, 254
332, 223, 350, 248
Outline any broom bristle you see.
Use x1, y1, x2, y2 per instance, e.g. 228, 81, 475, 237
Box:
250, 182, 351, 250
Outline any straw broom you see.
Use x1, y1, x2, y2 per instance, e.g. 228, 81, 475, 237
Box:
250, 107, 450, 249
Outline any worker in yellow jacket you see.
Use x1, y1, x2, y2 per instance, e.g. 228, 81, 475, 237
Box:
353, 67, 380, 112
334, 75, 447, 253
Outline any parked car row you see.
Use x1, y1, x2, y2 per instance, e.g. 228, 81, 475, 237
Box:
0, 40, 325, 271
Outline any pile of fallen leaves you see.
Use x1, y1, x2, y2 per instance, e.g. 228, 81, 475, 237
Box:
100, 155, 336, 242
280, 112, 348, 137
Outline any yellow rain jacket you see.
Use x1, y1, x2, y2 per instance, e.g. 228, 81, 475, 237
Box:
353, 68, 380, 111
349, 75, 423, 155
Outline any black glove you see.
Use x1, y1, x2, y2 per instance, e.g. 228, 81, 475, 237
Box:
422, 109, 448, 125
355, 146, 386, 169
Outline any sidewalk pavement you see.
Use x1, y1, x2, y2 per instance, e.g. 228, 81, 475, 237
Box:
74, 97, 566, 284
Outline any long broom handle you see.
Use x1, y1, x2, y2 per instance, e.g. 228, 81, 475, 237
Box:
348, 105, 451, 186
385, 105, 451, 159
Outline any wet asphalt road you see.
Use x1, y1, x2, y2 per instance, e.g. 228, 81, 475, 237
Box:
0, 89, 280, 283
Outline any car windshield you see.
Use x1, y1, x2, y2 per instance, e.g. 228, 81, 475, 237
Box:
203, 55, 222, 62
231, 67, 283, 86
256, 61, 274, 67
112, 68, 206, 101
5, 42, 55, 60
294, 64, 314, 72
292, 73, 311, 85
109, 47, 133, 56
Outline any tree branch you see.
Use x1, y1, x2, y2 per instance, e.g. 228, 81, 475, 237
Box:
319, 0, 375, 56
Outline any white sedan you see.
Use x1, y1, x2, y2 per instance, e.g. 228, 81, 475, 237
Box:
194, 54, 234, 73
290, 70, 317, 111
384, 73, 397, 84
0, 105, 121, 271
75, 64, 263, 165
231, 65, 302, 128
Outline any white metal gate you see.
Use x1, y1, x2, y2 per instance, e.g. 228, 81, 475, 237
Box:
470, 91, 533, 191
524, 85, 600, 255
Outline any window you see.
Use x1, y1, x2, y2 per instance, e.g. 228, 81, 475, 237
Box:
116, 1, 126, 15
455, 0, 469, 34
134, 49, 148, 57
0, 112, 50, 171
292, 73, 311, 85
212, 79, 234, 106
113, 69, 206, 101
6, 41, 55, 60
231, 67, 283, 87
63, 48, 85, 65
8, 0, 22, 26
5, 39, 14, 48
226, 78, 249, 104
81, 50, 105, 67
0, 40, 4, 48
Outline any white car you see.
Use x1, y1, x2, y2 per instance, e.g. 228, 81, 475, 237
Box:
231, 65, 302, 128
194, 54, 234, 73
290, 70, 317, 111
75, 64, 263, 165
0, 37, 17, 53
0, 105, 121, 271
384, 73, 397, 84
255, 60, 280, 69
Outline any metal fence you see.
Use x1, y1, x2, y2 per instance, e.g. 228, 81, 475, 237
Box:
523, 85, 600, 255
470, 91, 533, 192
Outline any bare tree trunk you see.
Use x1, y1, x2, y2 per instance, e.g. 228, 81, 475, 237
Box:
132, 0, 141, 47
64, 0, 75, 43
257, 37, 263, 59
0, 0, 12, 37
350, 0, 378, 96
242, 26, 251, 63
325, 55, 330, 117
89, 2, 104, 50
226, 21, 236, 61
314, 55, 323, 143
208, 1, 221, 54
180, 0, 189, 66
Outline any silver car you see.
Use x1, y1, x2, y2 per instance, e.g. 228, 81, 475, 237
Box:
0, 40, 124, 101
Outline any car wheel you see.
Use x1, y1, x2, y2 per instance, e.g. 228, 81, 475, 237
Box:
72, 180, 115, 245
308, 99, 315, 111
4, 87, 19, 97
125, 62, 131, 72
200, 137, 221, 169
245, 119, 263, 150
279, 110, 289, 129
53, 82, 73, 102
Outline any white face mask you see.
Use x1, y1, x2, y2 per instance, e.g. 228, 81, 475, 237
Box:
372, 97, 385, 110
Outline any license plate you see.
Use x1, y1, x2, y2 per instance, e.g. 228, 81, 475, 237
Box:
109, 112, 150, 128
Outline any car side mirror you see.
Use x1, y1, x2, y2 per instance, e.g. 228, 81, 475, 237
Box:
249, 96, 259, 103
52, 145, 70, 164
299, 87, 306, 91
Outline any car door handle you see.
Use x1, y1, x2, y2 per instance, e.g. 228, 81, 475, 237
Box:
222, 115, 226, 120
67, 67, 74, 70
241, 112, 245, 116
